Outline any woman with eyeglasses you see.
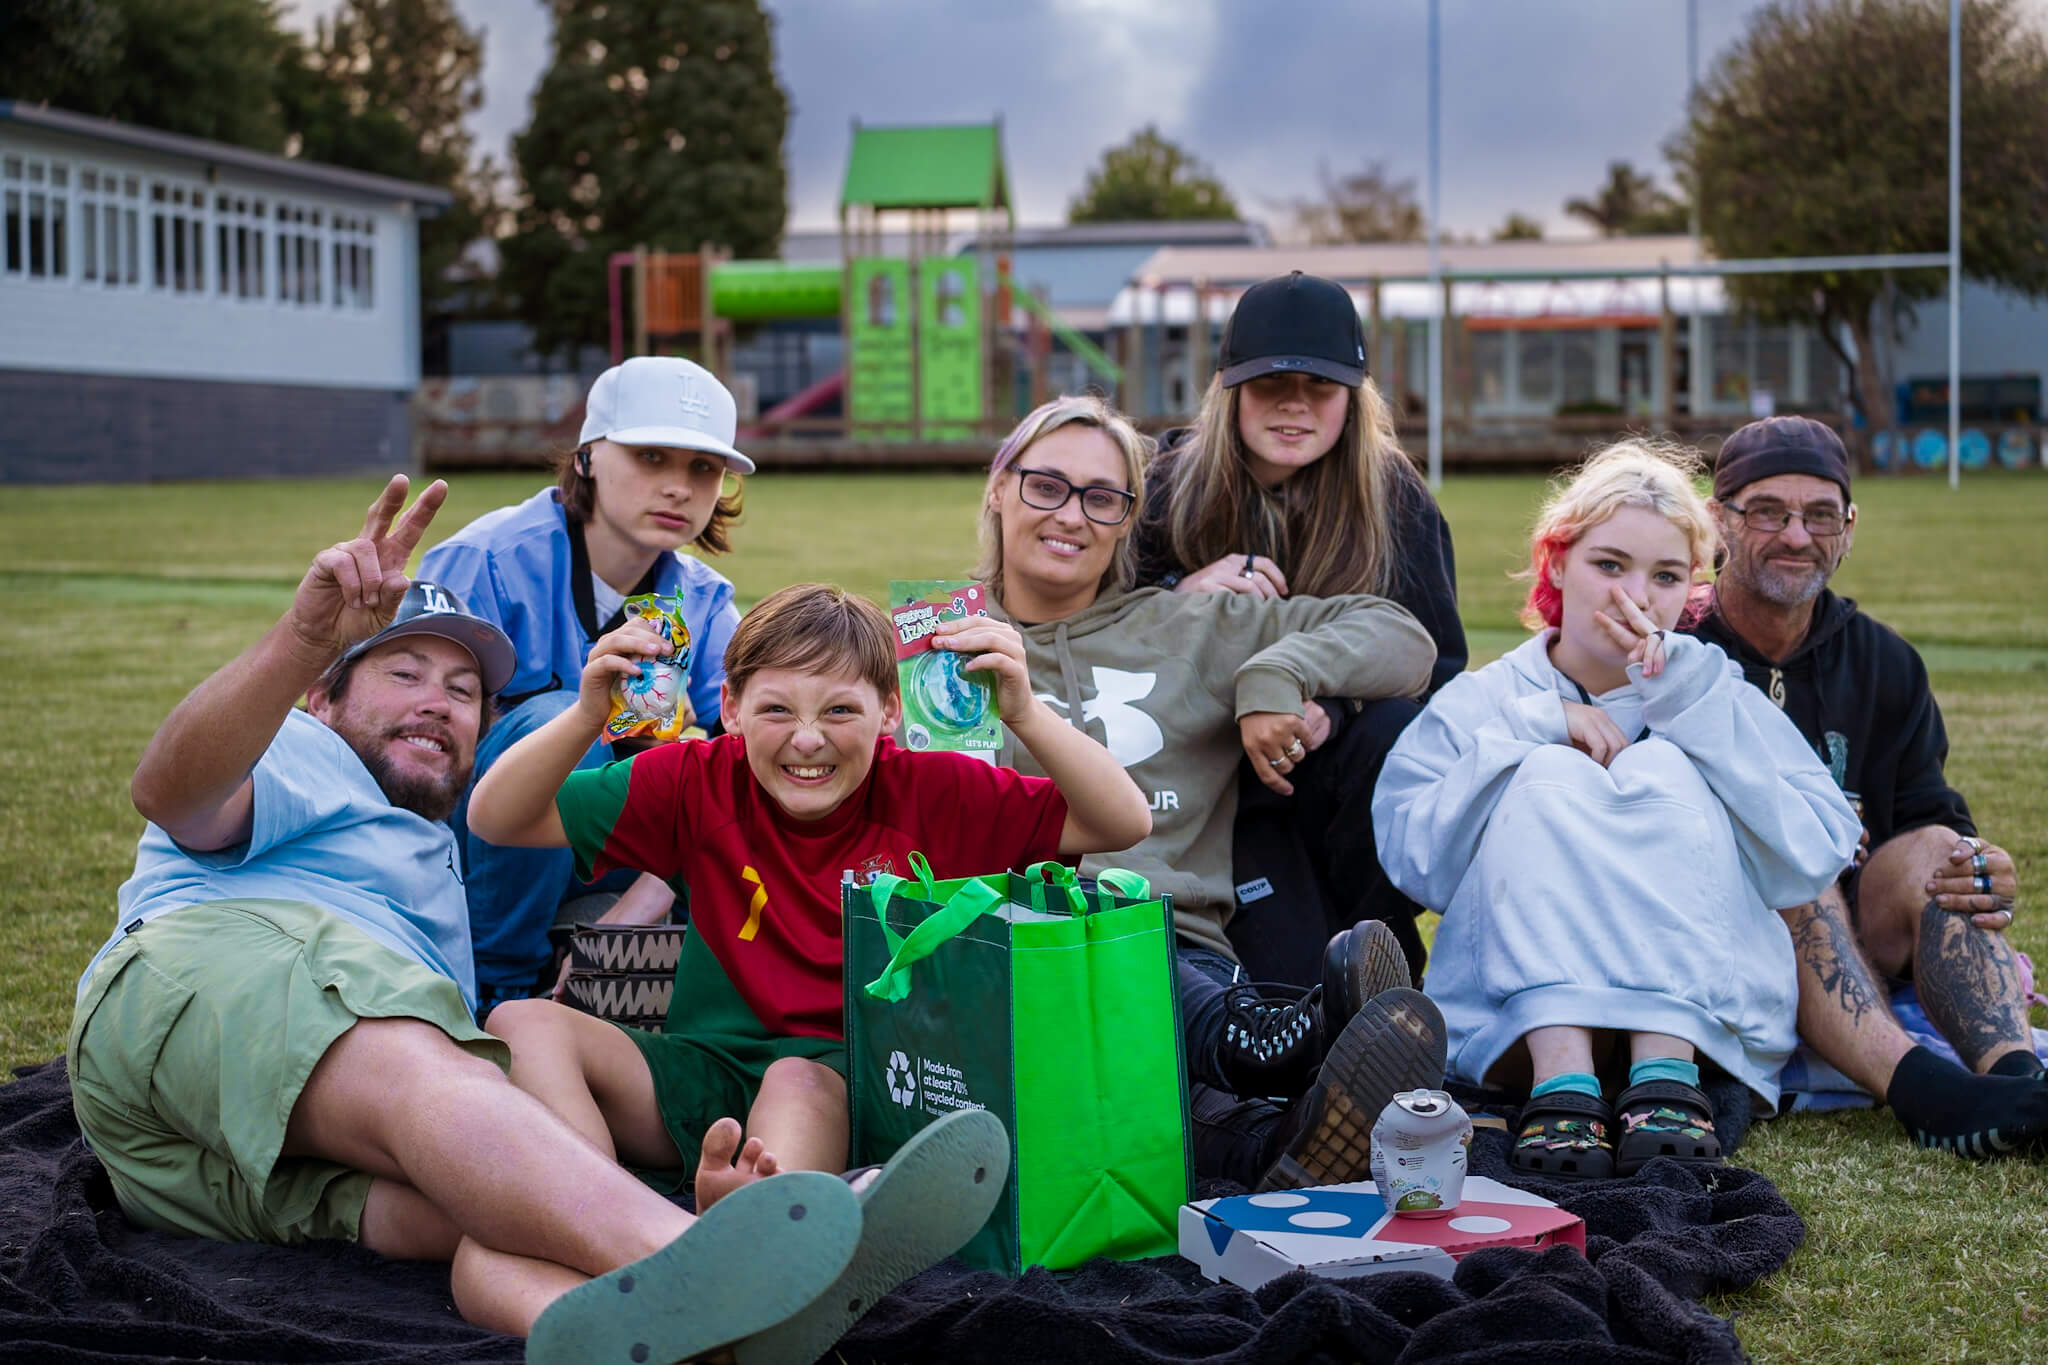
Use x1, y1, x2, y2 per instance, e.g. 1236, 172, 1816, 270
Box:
1130, 273, 1466, 986
977, 395, 1447, 1190
421, 356, 750, 1016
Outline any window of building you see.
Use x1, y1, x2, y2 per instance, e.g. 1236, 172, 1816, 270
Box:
3, 154, 70, 280
78, 168, 142, 288
1559, 332, 1597, 406
1519, 333, 1557, 403
1470, 331, 1505, 405
214, 193, 268, 300
275, 202, 323, 305
1756, 328, 1792, 403
330, 212, 374, 310
151, 180, 207, 292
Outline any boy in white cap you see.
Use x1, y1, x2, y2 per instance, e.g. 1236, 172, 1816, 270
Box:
424, 356, 756, 1014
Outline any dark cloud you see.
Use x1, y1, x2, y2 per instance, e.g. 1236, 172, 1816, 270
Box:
326, 0, 1773, 236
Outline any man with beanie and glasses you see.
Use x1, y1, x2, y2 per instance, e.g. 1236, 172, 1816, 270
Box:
1685, 416, 2044, 1158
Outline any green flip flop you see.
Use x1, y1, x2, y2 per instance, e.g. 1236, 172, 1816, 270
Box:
526, 1169, 860, 1365
733, 1107, 1011, 1365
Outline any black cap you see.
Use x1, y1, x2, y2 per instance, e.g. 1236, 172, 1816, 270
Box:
336, 581, 518, 695
1217, 272, 1368, 388
1713, 416, 1852, 503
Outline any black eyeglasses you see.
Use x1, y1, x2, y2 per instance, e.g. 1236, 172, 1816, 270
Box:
1013, 467, 1136, 525
1726, 501, 1849, 536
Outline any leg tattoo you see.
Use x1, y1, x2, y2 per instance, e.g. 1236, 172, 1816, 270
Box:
1914, 897, 2031, 1072
1788, 896, 1886, 1028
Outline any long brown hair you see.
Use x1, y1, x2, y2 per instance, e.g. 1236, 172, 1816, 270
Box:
1162, 373, 1419, 598
552, 444, 745, 555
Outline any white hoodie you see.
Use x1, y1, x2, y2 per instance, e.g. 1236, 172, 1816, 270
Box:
1371, 630, 1860, 1106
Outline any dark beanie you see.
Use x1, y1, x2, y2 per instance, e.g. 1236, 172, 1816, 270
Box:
1713, 416, 1852, 502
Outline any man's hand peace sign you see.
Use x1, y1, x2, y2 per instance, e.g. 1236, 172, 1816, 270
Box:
288, 474, 449, 663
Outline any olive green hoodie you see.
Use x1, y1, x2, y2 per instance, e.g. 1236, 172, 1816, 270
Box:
997, 586, 1435, 959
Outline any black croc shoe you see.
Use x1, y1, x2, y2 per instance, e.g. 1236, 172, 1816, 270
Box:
1511, 1089, 1616, 1181
1613, 1078, 1721, 1175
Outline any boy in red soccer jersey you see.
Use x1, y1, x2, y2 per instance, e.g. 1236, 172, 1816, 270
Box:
469, 582, 1150, 1200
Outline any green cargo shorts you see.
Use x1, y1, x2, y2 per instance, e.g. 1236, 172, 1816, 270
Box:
67, 899, 508, 1246
624, 1025, 846, 1175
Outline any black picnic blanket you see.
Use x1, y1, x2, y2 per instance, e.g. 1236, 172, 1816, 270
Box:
1, 1059, 1801, 1364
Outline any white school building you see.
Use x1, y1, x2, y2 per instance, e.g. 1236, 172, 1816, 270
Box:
0, 102, 449, 483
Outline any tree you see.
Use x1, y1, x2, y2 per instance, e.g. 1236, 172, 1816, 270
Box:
1669, 0, 2048, 446
1, 0, 298, 152
1068, 126, 1238, 223
500, 0, 789, 359
1563, 160, 1687, 236
1493, 211, 1545, 241
0, 0, 119, 100
284, 0, 494, 318
1286, 159, 1423, 244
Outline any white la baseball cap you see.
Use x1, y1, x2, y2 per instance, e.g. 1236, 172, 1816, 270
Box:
578, 356, 756, 475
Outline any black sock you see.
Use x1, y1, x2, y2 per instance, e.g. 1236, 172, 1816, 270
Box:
1989, 1049, 2046, 1079
1886, 1045, 2048, 1158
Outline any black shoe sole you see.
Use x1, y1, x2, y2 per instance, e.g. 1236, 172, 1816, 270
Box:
1324, 920, 1413, 1044
1255, 986, 1447, 1192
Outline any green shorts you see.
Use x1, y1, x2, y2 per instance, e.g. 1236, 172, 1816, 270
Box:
621, 928, 843, 1174
623, 1025, 845, 1174
67, 898, 507, 1246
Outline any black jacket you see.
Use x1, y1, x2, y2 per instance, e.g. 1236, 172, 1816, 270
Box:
1685, 589, 1973, 847
1134, 431, 1467, 696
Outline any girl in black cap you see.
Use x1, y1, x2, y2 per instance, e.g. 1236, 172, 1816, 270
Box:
1132, 271, 1466, 983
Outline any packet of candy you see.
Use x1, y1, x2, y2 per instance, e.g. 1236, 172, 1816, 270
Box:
890, 580, 1000, 760
604, 594, 693, 743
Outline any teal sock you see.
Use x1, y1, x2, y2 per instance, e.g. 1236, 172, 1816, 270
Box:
1530, 1071, 1601, 1100
1629, 1057, 1700, 1088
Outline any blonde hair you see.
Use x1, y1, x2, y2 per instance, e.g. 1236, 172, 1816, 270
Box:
1519, 437, 1720, 631
1161, 372, 1419, 599
974, 395, 1153, 605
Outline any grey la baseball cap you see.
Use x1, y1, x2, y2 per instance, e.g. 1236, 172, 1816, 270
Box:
336, 580, 517, 695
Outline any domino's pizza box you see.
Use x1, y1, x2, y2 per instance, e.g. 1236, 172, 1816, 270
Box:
1181, 1177, 1585, 1291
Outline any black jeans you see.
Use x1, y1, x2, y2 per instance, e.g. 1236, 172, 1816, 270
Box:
1177, 943, 1293, 1187
1227, 695, 1429, 987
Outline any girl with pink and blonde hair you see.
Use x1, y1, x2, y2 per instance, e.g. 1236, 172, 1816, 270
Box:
1372, 438, 1860, 1180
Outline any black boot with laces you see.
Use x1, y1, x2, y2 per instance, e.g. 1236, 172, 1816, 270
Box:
1216, 982, 1325, 1100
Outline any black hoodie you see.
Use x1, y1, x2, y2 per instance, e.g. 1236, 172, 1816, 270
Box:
1685, 589, 1974, 847
1134, 430, 1467, 695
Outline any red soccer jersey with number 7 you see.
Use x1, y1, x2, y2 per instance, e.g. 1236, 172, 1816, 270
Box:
555, 733, 1068, 1041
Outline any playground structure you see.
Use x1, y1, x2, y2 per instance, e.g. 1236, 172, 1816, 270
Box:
600, 120, 1123, 460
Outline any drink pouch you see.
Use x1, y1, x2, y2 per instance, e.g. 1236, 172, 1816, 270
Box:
890, 580, 1000, 758
605, 594, 692, 743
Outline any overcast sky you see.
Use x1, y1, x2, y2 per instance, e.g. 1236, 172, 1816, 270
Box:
290, 1, 1865, 237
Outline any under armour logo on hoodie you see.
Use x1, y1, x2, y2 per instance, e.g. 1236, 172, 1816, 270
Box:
1037, 667, 1164, 767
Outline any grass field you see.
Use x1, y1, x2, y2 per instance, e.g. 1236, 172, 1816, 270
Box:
3, 466, 2045, 1362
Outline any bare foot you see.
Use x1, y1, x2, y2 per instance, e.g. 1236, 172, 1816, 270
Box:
693, 1116, 780, 1211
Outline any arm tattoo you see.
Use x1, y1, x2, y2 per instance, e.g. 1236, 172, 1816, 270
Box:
1787, 894, 1884, 1028
1914, 897, 2031, 1071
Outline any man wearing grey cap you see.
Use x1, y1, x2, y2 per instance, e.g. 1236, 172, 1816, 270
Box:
66, 476, 873, 1356
1686, 416, 2045, 1158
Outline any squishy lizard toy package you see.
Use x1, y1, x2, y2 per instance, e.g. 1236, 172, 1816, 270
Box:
604, 593, 692, 743
889, 580, 1000, 760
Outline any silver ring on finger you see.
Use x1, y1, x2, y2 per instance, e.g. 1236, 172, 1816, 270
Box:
1285, 739, 1306, 759
1967, 836, 1986, 853
1267, 756, 1286, 768
1972, 852, 1989, 876
1974, 872, 1994, 894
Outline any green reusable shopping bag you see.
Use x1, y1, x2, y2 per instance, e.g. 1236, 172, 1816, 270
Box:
843, 856, 1191, 1276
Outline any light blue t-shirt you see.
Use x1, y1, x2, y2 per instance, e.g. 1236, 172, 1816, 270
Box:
420, 488, 740, 727
81, 708, 480, 1014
